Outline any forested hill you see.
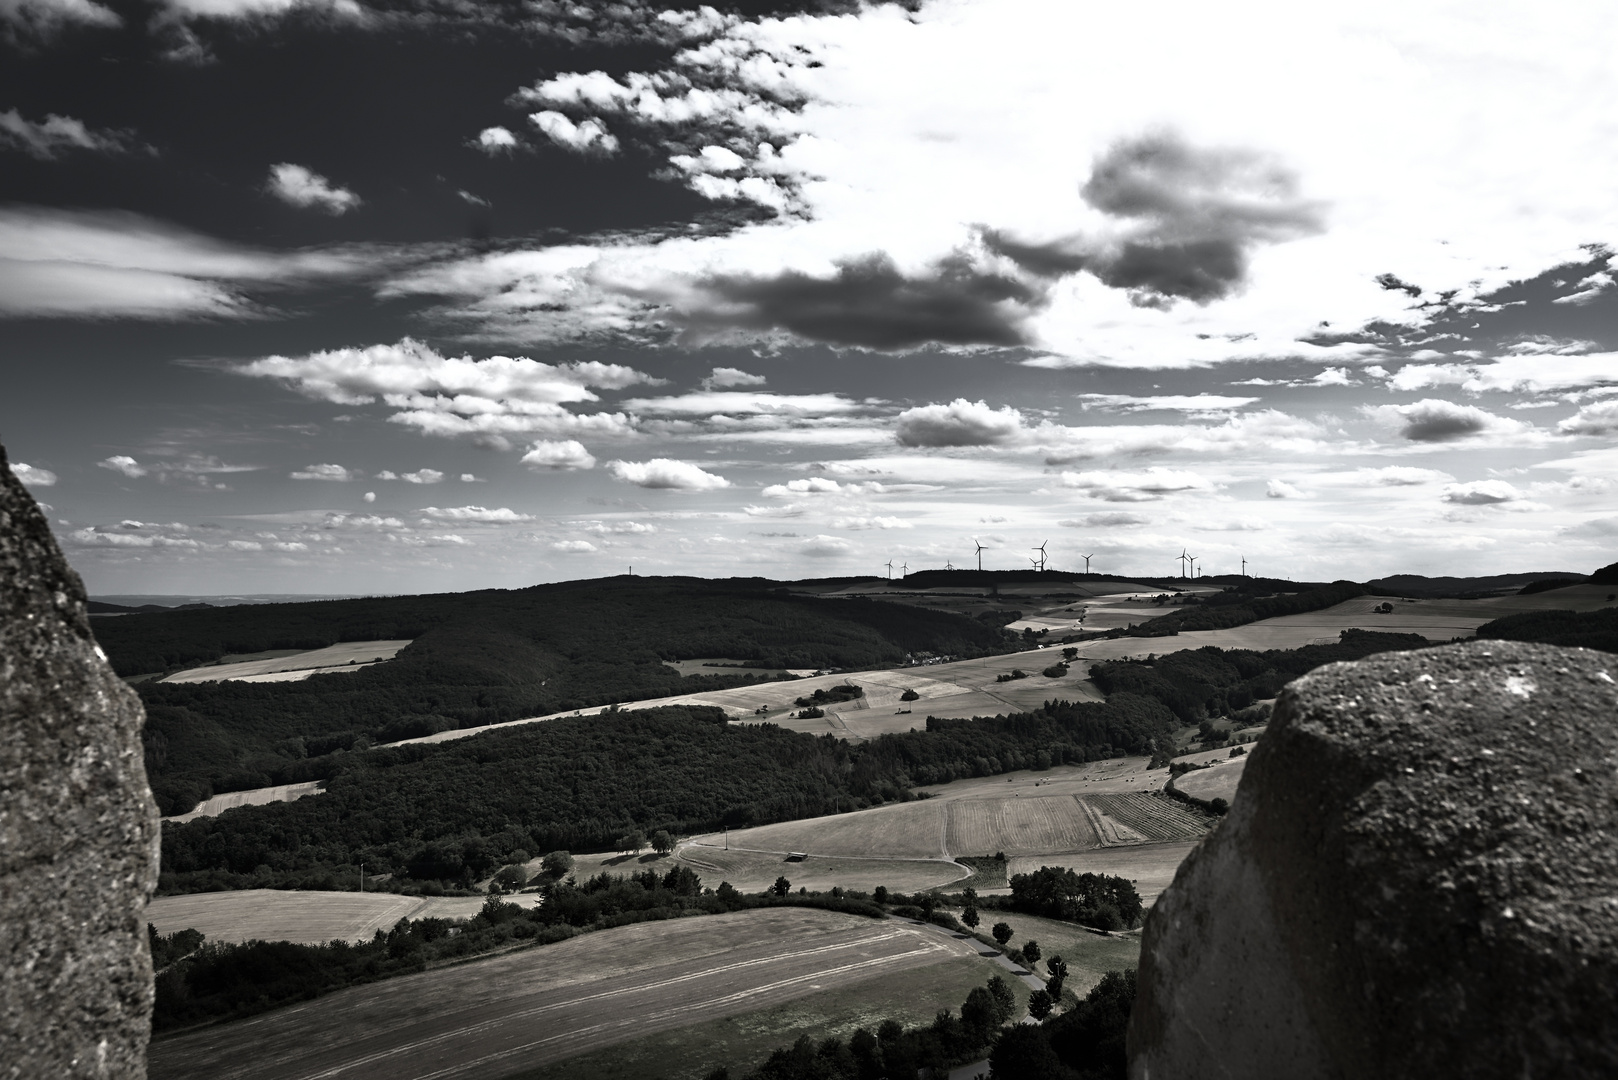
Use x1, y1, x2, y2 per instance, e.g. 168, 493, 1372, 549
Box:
100, 577, 1012, 814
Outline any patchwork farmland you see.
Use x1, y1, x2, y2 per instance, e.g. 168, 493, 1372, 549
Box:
146, 889, 541, 946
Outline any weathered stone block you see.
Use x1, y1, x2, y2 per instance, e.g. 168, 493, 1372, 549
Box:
1, 445, 159, 1079
1129, 639, 1618, 1079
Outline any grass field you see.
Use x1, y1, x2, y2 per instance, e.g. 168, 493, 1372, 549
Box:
953, 909, 1140, 997
508, 953, 1028, 1080
147, 908, 981, 1080
671, 847, 965, 894
145, 889, 540, 945
694, 798, 949, 861
163, 780, 326, 823
1175, 757, 1248, 805
161, 640, 412, 684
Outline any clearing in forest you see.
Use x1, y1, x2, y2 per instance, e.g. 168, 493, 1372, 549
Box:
146, 908, 980, 1080
161, 640, 412, 684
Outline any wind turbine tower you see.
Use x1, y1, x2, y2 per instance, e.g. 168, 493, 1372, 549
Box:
974, 539, 985, 572
1033, 540, 1048, 572
900, 560, 908, 578
884, 559, 894, 580
1178, 548, 1189, 579
1241, 556, 1248, 578
1081, 554, 1093, 574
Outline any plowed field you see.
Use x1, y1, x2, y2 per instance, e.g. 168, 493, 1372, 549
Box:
147, 909, 977, 1080
944, 796, 1099, 856
1083, 793, 1211, 844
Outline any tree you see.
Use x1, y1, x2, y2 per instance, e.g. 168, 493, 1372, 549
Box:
1023, 939, 1042, 967
873, 886, 889, 904
992, 922, 1013, 947
493, 864, 527, 890
962, 906, 980, 929
541, 850, 574, 878
1045, 955, 1069, 1000
986, 975, 1016, 1023
962, 986, 998, 1042
961, 886, 978, 907
772, 875, 791, 897
1027, 987, 1055, 1022
618, 829, 647, 853
988, 1025, 1065, 1080
901, 688, 920, 701
651, 829, 674, 855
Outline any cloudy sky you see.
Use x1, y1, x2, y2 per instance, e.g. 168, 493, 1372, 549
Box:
5, 0, 1618, 595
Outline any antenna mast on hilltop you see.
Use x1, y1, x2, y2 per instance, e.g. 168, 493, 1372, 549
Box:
973, 539, 985, 572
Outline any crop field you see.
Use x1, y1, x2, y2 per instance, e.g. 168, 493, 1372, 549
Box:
147, 908, 980, 1080
514, 952, 1026, 1080
944, 796, 1099, 856
145, 889, 542, 945
1006, 841, 1201, 905
671, 847, 965, 894
164, 780, 325, 823
1082, 793, 1211, 844
692, 798, 948, 861
161, 640, 413, 684
1175, 757, 1248, 805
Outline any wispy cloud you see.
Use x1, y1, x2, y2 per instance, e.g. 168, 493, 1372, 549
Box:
1, 0, 120, 41
291, 463, 362, 481
9, 461, 57, 486
267, 163, 362, 215
0, 109, 144, 159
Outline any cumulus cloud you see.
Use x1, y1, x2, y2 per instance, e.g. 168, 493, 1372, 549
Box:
985, 130, 1323, 309
98, 455, 147, 478
400, 469, 442, 484
1059, 512, 1150, 527
701, 366, 767, 390
894, 399, 1025, 448
0, 206, 372, 319
1558, 400, 1618, 437
1059, 467, 1215, 501
0, 0, 120, 39
474, 126, 518, 154
291, 463, 361, 481
234, 338, 653, 444
1266, 479, 1307, 499
267, 164, 362, 215
605, 458, 730, 490
10, 462, 57, 486
551, 539, 597, 552
529, 111, 619, 155
1362, 399, 1532, 443
831, 516, 910, 530
1442, 480, 1523, 505
0, 109, 141, 159
521, 439, 596, 470
800, 534, 853, 557
418, 505, 534, 523
680, 252, 1041, 350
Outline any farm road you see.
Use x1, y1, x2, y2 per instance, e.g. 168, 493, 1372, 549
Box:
148, 909, 981, 1080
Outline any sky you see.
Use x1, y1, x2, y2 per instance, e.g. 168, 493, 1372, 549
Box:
4, 0, 1618, 595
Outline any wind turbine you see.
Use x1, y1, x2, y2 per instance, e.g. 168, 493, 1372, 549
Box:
1177, 549, 1189, 578
1187, 554, 1199, 579
1081, 554, 1093, 574
884, 559, 894, 580
1032, 540, 1048, 572
1241, 556, 1248, 577
973, 539, 985, 571
900, 560, 909, 578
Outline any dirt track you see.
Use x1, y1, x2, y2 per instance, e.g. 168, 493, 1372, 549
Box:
147, 909, 979, 1080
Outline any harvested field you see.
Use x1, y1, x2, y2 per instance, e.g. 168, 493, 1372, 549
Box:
945, 796, 1098, 856
515, 953, 1026, 1080
164, 780, 325, 823
145, 889, 541, 945
147, 908, 980, 1080
696, 799, 948, 861
162, 640, 412, 684
1175, 757, 1248, 806
672, 847, 964, 895
1082, 793, 1211, 844
1006, 842, 1200, 905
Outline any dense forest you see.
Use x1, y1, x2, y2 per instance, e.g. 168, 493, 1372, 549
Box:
105, 577, 1012, 814
156, 696, 1177, 893
1475, 606, 1618, 653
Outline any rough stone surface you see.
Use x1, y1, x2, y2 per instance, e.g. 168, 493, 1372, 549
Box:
1129, 639, 1618, 1080
1, 443, 159, 1079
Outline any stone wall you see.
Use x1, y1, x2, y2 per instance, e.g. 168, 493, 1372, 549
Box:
1129, 638, 1618, 1079
1, 444, 160, 1079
